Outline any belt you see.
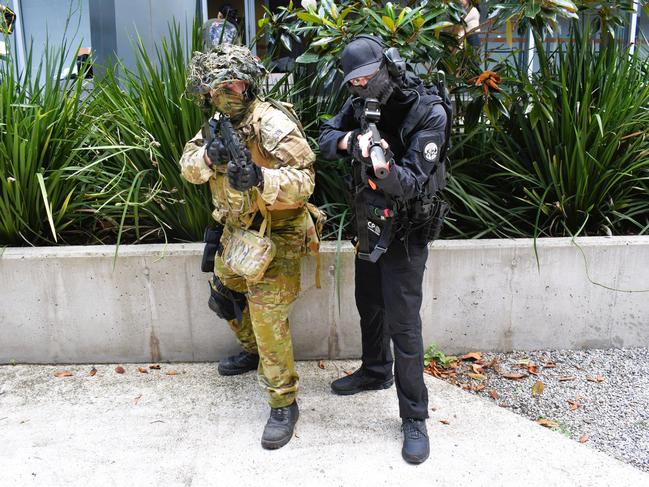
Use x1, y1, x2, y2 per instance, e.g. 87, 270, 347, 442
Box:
271, 207, 303, 218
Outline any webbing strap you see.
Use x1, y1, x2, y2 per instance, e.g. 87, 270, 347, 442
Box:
254, 190, 271, 238
354, 186, 394, 263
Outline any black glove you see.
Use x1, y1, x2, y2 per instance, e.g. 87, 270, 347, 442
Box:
205, 137, 228, 167
227, 150, 264, 192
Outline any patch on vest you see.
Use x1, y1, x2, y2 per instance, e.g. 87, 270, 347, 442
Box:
260, 108, 295, 153
423, 142, 439, 162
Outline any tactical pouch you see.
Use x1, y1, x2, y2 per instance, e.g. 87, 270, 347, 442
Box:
355, 187, 395, 262
201, 224, 224, 273
421, 199, 449, 242
220, 192, 275, 283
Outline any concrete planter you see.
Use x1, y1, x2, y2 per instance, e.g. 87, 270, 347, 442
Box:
1, 237, 648, 364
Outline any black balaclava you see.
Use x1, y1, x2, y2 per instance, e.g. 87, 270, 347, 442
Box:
347, 64, 399, 105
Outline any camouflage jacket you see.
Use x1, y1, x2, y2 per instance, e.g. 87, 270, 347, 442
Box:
179, 98, 321, 257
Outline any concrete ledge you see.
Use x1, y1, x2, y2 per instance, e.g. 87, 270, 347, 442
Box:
1, 236, 648, 364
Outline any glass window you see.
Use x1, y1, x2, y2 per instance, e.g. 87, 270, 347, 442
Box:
19, 0, 91, 69
637, 8, 648, 57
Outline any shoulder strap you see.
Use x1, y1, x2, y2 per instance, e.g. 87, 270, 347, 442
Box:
263, 97, 307, 138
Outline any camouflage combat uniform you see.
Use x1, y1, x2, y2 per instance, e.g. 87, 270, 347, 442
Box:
179, 98, 317, 408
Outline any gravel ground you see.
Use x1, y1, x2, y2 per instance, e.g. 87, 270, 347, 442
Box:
430, 347, 649, 473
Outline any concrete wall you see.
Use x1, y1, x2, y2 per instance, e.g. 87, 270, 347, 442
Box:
1, 237, 648, 364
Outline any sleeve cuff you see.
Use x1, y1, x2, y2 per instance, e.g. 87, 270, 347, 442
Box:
259, 168, 280, 205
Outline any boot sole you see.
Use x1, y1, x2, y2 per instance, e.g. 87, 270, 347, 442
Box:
331, 378, 394, 396
217, 365, 257, 376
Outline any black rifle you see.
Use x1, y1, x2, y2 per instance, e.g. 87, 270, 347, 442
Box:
201, 97, 218, 148
201, 97, 249, 188
218, 116, 249, 178
359, 98, 390, 179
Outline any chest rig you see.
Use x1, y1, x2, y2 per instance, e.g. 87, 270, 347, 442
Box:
350, 77, 453, 263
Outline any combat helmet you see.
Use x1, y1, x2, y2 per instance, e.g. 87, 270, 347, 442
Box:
186, 44, 267, 105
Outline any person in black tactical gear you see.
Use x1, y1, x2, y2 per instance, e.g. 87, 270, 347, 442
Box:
318, 35, 451, 465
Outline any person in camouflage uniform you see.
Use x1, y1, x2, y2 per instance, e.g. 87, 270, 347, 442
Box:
179, 44, 320, 450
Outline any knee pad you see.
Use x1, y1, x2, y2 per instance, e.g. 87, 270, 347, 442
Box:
208, 275, 247, 322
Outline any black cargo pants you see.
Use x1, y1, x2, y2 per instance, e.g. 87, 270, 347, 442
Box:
354, 237, 429, 419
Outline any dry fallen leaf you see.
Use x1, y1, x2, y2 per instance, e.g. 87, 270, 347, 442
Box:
537, 418, 559, 428
344, 370, 353, 376
502, 372, 528, 380
318, 360, 325, 370
489, 389, 499, 400
483, 358, 498, 369
471, 364, 484, 374
89, 367, 97, 377
558, 375, 576, 382
516, 359, 532, 366
474, 384, 486, 392
527, 364, 539, 375
461, 352, 482, 362
567, 396, 581, 411
115, 366, 125, 374
467, 372, 486, 380
165, 371, 178, 376
586, 375, 605, 383
532, 380, 545, 397
440, 419, 450, 425
543, 362, 556, 369
54, 371, 73, 378
138, 367, 148, 374
149, 364, 161, 370
579, 434, 589, 443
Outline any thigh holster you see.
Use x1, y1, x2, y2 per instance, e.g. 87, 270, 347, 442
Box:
208, 275, 247, 323
201, 225, 224, 273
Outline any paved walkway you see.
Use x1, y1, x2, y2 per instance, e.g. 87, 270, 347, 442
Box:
1, 361, 647, 486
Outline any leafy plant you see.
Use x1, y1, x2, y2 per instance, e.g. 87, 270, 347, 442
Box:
488, 23, 649, 237
75, 21, 210, 244
0, 35, 96, 245
424, 343, 457, 368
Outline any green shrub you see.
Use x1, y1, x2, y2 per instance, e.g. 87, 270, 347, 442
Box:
0, 37, 95, 245
488, 25, 649, 237
76, 22, 211, 244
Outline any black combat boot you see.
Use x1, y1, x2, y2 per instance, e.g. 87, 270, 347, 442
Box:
217, 351, 259, 376
401, 418, 429, 464
330, 368, 394, 396
261, 401, 299, 450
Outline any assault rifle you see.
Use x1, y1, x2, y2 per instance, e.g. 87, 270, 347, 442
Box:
218, 116, 249, 176
201, 97, 218, 148
359, 98, 390, 179
201, 97, 250, 191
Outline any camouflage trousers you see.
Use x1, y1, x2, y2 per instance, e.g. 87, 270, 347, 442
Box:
214, 254, 300, 408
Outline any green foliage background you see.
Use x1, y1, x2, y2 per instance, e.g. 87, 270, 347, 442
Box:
0, 0, 648, 247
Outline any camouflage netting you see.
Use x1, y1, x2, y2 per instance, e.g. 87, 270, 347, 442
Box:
186, 44, 267, 105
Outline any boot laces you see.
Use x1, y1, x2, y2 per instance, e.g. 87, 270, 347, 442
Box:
402, 418, 427, 439
270, 406, 289, 421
